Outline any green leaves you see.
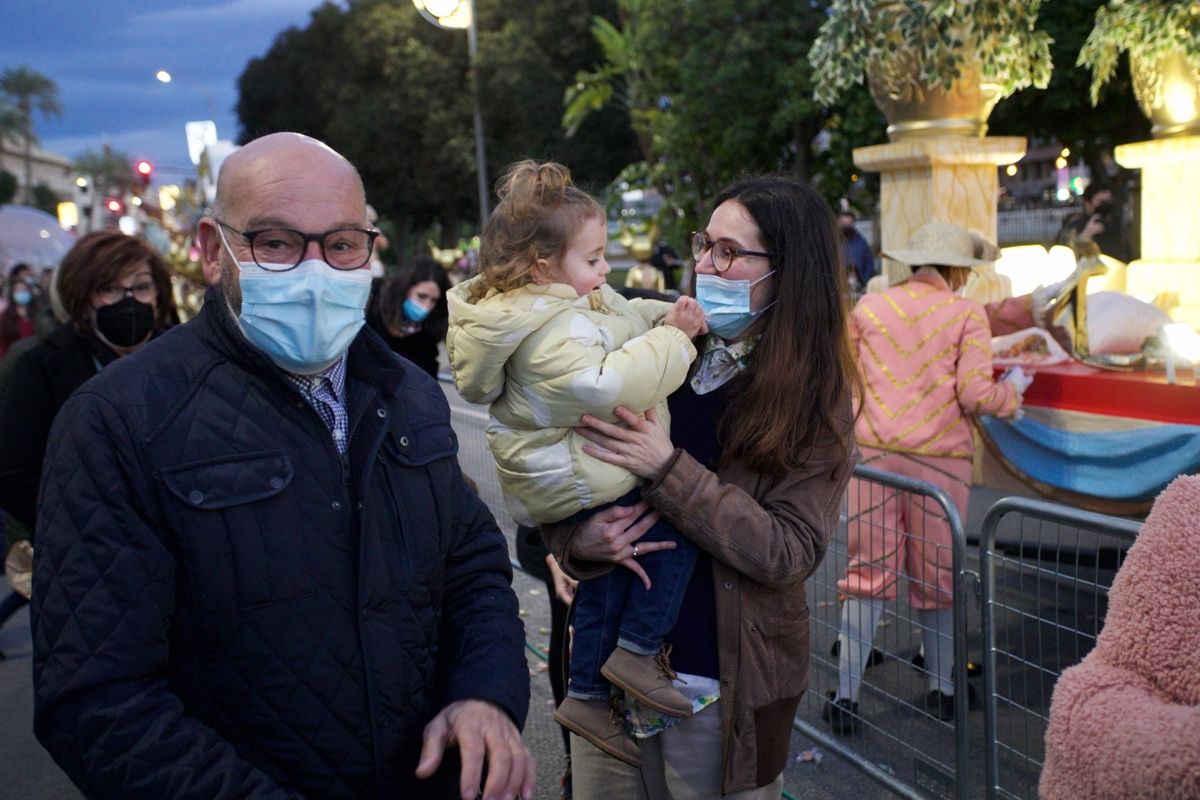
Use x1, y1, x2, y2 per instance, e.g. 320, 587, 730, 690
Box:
234, 0, 639, 247
1078, 0, 1200, 106
809, 0, 1054, 106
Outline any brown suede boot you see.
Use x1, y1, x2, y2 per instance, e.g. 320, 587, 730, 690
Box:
601, 645, 694, 718
553, 697, 642, 768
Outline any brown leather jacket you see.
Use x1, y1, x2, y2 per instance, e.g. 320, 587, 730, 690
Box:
544, 410, 855, 793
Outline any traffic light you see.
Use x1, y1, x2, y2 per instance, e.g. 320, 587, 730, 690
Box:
134, 159, 153, 192
105, 197, 124, 215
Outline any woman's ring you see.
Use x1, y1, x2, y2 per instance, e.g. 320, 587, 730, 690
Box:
632, 544, 640, 557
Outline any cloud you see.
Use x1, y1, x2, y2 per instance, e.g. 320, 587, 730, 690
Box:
129, 0, 325, 27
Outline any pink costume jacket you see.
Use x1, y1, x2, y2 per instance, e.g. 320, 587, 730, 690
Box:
1040, 475, 1200, 799
850, 270, 1019, 459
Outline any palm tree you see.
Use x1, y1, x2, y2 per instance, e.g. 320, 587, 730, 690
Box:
73, 147, 134, 196
0, 67, 62, 205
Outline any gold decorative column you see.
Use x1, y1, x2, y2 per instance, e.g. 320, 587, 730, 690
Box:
853, 137, 1028, 287
1115, 136, 1200, 327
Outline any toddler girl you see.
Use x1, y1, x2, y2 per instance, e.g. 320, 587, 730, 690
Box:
447, 160, 704, 767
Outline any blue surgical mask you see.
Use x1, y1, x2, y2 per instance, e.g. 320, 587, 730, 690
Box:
12, 289, 31, 306
695, 271, 776, 340
403, 297, 431, 323
219, 229, 372, 374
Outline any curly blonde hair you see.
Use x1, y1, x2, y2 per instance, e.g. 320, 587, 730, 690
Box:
476, 159, 603, 296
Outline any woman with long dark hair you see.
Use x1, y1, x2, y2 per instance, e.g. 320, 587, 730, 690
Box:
542, 175, 859, 798
367, 255, 451, 377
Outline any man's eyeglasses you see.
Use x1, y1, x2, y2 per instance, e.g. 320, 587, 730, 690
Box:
217, 220, 380, 271
690, 231, 772, 273
96, 281, 156, 305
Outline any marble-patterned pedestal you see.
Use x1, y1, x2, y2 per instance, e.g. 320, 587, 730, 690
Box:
1115, 136, 1200, 328
853, 137, 1027, 289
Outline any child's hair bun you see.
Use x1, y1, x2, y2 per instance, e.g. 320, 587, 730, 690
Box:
498, 160, 573, 221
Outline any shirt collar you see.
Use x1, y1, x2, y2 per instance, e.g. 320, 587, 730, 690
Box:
285, 351, 348, 401
911, 266, 951, 290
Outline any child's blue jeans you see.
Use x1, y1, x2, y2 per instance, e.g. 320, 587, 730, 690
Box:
565, 488, 698, 701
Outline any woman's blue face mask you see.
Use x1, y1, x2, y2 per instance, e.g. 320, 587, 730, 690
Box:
695, 271, 775, 340
403, 297, 432, 323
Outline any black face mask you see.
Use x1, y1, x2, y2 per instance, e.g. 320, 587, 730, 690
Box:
94, 296, 155, 348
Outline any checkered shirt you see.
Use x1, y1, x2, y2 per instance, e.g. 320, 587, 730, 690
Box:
281, 352, 349, 454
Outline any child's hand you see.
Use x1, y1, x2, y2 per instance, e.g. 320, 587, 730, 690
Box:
663, 296, 707, 338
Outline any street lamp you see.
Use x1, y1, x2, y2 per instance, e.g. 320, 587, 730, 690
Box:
413, 0, 490, 232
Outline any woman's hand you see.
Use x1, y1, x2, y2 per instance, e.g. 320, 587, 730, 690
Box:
544, 553, 578, 606
568, 501, 673, 590
576, 406, 675, 481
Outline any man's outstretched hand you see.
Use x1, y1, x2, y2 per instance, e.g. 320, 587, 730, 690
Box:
416, 699, 536, 800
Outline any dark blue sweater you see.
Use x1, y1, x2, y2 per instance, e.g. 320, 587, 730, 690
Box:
661, 379, 734, 680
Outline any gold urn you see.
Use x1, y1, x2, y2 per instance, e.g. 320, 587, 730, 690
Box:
866, 2, 1001, 141
1130, 50, 1200, 138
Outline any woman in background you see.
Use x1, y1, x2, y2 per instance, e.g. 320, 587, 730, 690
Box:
0, 265, 41, 357
0, 232, 177, 539
0, 232, 177, 634
367, 255, 450, 377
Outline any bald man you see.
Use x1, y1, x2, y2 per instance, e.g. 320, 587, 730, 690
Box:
31, 133, 534, 800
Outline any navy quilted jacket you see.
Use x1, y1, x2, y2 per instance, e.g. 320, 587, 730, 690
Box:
31, 288, 529, 799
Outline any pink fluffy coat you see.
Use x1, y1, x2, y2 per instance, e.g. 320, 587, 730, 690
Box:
1040, 475, 1200, 799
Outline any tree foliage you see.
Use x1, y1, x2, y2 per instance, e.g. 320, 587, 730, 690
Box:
0, 169, 17, 205
235, 0, 639, 254
74, 148, 135, 196
0, 66, 61, 205
988, 0, 1149, 183
560, 0, 887, 245
31, 183, 59, 216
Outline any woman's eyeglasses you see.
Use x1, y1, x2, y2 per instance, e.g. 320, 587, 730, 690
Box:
95, 281, 156, 305
690, 231, 772, 273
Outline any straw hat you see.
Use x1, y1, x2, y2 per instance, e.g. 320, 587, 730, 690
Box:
883, 221, 998, 268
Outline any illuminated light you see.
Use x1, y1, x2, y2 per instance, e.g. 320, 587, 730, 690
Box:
39, 229, 49, 239
106, 198, 123, 213
57, 201, 78, 228
423, 0, 461, 15
1060, 147, 1070, 158
118, 216, 137, 236
1164, 82, 1198, 125
131, 196, 143, 206
136, 160, 153, 176
993, 245, 1083, 298
1005, 164, 1018, 177
156, 70, 172, 83
414, 0, 470, 27
159, 184, 180, 212
1163, 322, 1200, 362
850, 173, 859, 182
75, 176, 88, 188
1054, 157, 1068, 170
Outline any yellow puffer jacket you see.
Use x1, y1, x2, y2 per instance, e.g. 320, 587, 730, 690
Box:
447, 276, 696, 525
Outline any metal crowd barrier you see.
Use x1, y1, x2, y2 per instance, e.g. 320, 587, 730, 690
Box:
979, 497, 1142, 800
798, 463, 971, 800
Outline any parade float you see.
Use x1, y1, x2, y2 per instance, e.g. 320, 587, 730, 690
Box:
814, 0, 1200, 514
